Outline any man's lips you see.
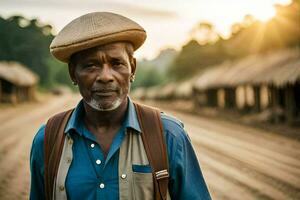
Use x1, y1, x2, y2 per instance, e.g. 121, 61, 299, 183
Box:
92, 90, 117, 96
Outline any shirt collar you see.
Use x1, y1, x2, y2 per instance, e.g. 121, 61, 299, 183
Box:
64, 97, 141, 135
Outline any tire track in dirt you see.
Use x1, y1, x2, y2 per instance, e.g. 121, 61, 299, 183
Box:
198, 143, 300, 200
188, 124, 300, 186
196, 146, 290, 200
199, 163, 261, 200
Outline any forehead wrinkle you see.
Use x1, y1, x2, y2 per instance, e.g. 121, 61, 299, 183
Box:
71, 42, 131, 65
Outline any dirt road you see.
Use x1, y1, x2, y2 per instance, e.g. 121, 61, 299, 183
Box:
160, 108, 300, 200
0, 95, 299, 200
0, 94, 80, 199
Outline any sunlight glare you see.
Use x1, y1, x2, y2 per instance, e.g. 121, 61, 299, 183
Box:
254, 5, 277, 22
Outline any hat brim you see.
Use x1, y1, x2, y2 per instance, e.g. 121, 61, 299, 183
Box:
50, 29, 146, 63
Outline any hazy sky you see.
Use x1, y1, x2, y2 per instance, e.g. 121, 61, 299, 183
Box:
0, 0, 292, 59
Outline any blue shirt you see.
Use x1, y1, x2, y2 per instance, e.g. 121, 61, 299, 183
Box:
30, 98, 211, 200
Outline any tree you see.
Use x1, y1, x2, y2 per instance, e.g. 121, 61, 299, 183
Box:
0, 15, 72, 88
190, 22, 219, 45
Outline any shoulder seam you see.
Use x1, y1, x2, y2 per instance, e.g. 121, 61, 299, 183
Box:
161, 113, 184, 128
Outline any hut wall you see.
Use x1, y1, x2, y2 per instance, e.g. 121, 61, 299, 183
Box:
28, 86, 36, 101
260, 85, 269, 109
253, 86, 261, 112
0, 79, 35, 103
217, 89, 225, 108
245, 85, 255, 107
193, 89, 207, 108
1, 79, 15, 103
236, 86, 246, 109
268, 85, 285, 123
294, 82, 300, 118
207, 89, 218, 107
284, 84, 295, 124
224, 87, 236, 109
237, 85, 255, 111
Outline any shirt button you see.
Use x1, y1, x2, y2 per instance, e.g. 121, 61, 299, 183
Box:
96, 159, 101, 165
99, 183, 105, 189
66, 157, 71, 164
59, 185, 65, 191
121, 174, 127, 179
90, 143, 95, 148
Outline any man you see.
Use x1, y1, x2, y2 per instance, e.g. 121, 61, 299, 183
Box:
30, 12, 211, 200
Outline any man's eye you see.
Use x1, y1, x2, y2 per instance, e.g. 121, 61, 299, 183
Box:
112, 61, 122, 66
83, 63, 96, 68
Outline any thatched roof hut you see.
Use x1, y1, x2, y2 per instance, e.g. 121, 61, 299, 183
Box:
194, 48, 300, 90
157, 83, 176, 100
174, 79, 195, 99
193, 61, 232, 90
0, 62, 38, 86
0, 62, 38, 103
251, 54, 300, 87
144, 86, 161, 100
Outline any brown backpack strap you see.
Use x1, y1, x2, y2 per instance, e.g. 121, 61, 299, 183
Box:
44, 109, 73, 200
134, 102, 169, 200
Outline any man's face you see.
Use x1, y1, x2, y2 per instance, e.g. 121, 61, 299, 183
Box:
69, 42, 136, 111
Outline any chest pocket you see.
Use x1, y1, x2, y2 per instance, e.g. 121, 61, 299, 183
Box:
118, 130, 155, 200
132, 164, 154, 200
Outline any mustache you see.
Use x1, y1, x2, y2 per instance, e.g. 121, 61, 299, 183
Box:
91, 84, 119, 92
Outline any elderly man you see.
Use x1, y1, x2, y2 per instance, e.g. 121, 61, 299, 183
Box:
30, 12, 211, 200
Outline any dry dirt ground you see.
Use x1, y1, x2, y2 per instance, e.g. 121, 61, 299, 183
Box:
0, 94, 299, 200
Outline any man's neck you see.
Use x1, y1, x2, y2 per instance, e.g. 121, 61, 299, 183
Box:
83, 98, 128, 129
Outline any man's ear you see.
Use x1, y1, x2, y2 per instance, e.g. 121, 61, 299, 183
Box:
68, 62, 77, 84
131, 57, 137, 75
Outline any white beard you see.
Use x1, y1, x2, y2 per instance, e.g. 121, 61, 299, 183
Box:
85, 96, 122, 111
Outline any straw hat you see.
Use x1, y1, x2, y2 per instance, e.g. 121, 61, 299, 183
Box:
50, 12, 147, 63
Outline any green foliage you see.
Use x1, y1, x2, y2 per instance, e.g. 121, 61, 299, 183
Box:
167, 39, 229, 80
131, 65, 165, 90
0, 15, 73, 89
166, 1, 300, 81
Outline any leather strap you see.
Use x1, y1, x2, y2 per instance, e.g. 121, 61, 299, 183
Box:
44, 109, 73, 200
44, 103, 169, 200
134, 102, 169, 200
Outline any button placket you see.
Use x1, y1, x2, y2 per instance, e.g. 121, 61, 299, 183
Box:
84, 139, 105, 179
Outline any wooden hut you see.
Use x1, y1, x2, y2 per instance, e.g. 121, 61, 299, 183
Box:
251, 51, 300, 124
193, 48, 300, 124
229, 48, 299, 113
157, 83, 176, 100
193, 61, 232, 107
0, 62, 38, 104
174, 79, 196, 100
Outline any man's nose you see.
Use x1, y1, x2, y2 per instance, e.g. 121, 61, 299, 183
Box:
96, 64, 114, 83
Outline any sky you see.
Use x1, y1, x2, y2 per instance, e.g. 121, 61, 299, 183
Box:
0, 0, 292, 59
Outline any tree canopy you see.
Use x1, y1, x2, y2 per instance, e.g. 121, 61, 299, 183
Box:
166, 1, 300, 81
0, 15, 72, 88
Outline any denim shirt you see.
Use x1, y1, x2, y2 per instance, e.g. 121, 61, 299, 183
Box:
30, 98, 211, 200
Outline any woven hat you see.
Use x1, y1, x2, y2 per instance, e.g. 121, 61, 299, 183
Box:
50, 12, 147, 63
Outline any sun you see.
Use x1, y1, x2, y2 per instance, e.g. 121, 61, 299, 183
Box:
253, 5, 277, 22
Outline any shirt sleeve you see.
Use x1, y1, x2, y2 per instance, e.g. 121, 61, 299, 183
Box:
30, 125, 46, 200
163, 117, 212, 200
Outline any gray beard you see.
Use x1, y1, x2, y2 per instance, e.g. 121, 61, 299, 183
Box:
85, 96, 122, 111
